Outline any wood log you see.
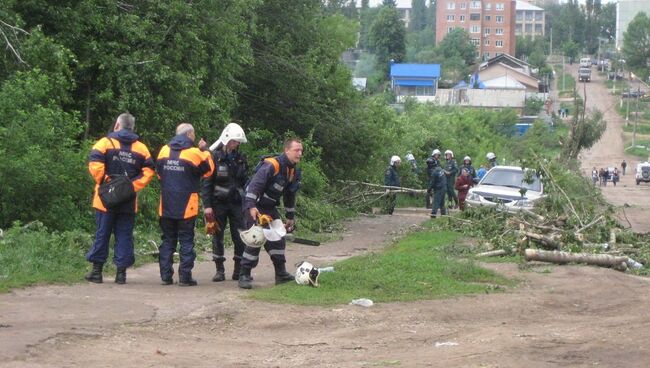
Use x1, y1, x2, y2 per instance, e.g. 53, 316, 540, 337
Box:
524, 232, 561, 250
477, 249, 508, 257
524, 249, 629, 270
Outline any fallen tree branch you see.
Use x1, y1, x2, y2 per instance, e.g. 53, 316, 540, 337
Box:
524, 249, 629, 270
575, 215, 604, 234
524, 232, 562, 250
537, 159, 584, 228
477, 249, 509, 257
338, 180, 427, 194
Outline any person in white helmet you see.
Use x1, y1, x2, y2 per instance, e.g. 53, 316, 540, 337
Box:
425, 149, 442, 208
460, 156, 478, 184
486, 152, 498, 168
443, 150, 459, 209
384, 155, 401, 215
200, 123, 249, 282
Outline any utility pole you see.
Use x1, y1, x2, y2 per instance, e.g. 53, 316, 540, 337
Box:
633, 80, 640, 148
562, 54, 565, 92
550, 27, 553, 56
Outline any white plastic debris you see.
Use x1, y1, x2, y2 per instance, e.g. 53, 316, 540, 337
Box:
349, 298, 374, 307
318, 266, 334, 273
434, 341, 459, 348
626, 257, 643, 270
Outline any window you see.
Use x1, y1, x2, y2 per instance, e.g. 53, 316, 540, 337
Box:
485, 3, 492, 11
460, 15, 466, 22
484, 39, 490, 46
471, 38, 480, 46
485, 15, 491, 21
470, 13, 481, 21
447, 15, 455, 21
496, 28, 504, 35
470, 25, 480, 33
496, 15, 504, 23
496, 3, 504, 11
525, 24, 532, 33
525, 11, 533, 21
535, 24, 543, 34
415, 86, 434, 96
484, 52, 490, 60
496, 40, 504, 47
515, 24, 522, 34
470, 1, 481, 9
460, 2, 466, 9
535, 11, 543, 21
447, 27, 454, 33
484, 27, 491, 35
447, 2, 455, 10
516, 11, 523, 21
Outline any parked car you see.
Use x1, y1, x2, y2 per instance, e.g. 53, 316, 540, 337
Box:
636, 162, 650, 185
466, 166, 544, 212
622, 89, 645, 98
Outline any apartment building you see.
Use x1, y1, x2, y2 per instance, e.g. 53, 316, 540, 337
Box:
356, 0, 414, 28
616, 0, 650, 49
515, 1, 545, 38
436, 0, 517, 61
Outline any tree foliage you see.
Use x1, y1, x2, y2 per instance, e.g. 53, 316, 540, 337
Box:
369, 4, 406, 73
623, 12, 650, 81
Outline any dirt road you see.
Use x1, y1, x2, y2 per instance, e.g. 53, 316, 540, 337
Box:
574, 65, 650, 233
2, 208, 650, 367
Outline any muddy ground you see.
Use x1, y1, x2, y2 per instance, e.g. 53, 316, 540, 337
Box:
2, 68, 650, 367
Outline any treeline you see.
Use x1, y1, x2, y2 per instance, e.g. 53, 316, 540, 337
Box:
0, 0, 396, 231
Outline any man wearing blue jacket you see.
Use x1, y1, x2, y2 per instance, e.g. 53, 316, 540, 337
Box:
156, 123, 214, 286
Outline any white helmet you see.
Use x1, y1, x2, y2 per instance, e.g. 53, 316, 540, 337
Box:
295, 261, 320, 287
262, 219, 287, 241
390, 155, 401, 165
405, 152, 415, 162
486, 152, 496, 160
431, 149, 441, 156
209, 123, 247, 150
463, 156, 471, 162
444, 150, 454, 157
239, 224, 266, 248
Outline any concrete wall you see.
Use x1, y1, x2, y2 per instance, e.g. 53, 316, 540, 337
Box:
398, 89, 525, 111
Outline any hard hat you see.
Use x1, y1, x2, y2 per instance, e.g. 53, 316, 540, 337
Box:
486, 152, 496, 160
239, 224, 266, 248
464, 156, 471, 162
295, 261, 320, 287
444, 150, 454, 157
390, 155, 401, 165
431, 149, 441, 156
405, 152, 415, 162
209, 123, 247, 150
262, 219, 287, 241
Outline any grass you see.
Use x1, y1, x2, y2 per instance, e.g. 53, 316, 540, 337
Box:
556, 70, 576, 94
604, 79, 629, 91
622, 123, 650, 135
624, 139, 650, 159
250, 230, 512, 306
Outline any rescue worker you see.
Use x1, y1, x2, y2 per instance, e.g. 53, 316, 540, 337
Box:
156, 123, 215, 286
454, 168, 474, 211
405, 151, 418, 174
486, 152, 498, 168
460, 156, 478, 183
425, 149, 441, 208
86, 113, 155, 284
384, 155, 401, 215
429, 157, 447, 218
444, 150, 459, 209
238, 138, 303, 289
201, 123, 249, 282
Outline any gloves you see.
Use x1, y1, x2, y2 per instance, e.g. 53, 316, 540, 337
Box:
257, 214, 273, 226
205, 220, 220, 235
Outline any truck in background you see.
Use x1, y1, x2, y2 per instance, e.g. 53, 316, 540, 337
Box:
578, 67, 591, 82
580, 57, 592, 68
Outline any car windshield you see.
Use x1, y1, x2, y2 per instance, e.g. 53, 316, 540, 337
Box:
481, 168, 542, 192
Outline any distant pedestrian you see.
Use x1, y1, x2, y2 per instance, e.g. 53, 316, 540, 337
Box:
428, 158, 447, 218
384, 155, 401, 215
599, 168, 605, 186
612, 168, 620, 186
454, 168, 473, 211
477, 165, 487, 181
621, 160, 627, 175
591, 167, 598, 186
443, 150, 459, 209
460, 156, 478, 184
486, 152, 498, 168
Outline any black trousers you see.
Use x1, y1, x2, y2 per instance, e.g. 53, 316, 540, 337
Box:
210, 201, 246, 264
240, 207, 286, 271
159, 217, 196, 280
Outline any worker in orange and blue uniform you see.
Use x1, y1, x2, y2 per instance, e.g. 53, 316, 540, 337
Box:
156, 123, 214, 286
238, 138, 303, 289
86, 113, 155, 284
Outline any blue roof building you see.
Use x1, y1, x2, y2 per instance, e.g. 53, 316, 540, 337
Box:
390, 63, 441, 102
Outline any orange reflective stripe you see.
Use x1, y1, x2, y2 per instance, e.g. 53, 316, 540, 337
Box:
183, 193, 199, 219
264, 158, 280, 175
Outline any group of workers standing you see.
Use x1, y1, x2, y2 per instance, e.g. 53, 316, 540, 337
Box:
85, 112, 302, 289
384, 150, 498, 217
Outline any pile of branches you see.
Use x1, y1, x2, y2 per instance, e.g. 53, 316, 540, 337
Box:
330, 180, 426, 211
438, 160, 649, 273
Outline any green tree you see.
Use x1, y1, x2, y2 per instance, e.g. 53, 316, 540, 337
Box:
623, 12, 650, 80
437, 28, 475, 65
409, 0, 427, 32
563, 40, 580, 63
369, 4, 406, 73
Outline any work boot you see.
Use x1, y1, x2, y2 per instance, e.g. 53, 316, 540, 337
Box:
212, 261, 226, 282
115, 267, 127, 284
84, 262, 103, 283
238, 268, 253, 289
274, 263, 294, 285
179, 277, 198, 287
231, 260, 241, 280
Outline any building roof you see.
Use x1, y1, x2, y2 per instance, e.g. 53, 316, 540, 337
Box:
482, 75, 527, 90
390, 63, 441, 78
515, 0, 544, 11
480, 53, 532, 74
356, 0, 413, 9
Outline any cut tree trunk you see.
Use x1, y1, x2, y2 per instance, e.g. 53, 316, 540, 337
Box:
524, 249, 629, 270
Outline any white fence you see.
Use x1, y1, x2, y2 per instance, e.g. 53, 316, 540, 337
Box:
396, 89, 526, 109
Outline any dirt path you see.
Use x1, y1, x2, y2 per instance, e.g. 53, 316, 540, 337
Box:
573, 65, 650, 233
2, 208, 650, 367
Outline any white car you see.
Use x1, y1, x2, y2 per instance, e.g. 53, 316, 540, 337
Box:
466, 166, 544, 212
